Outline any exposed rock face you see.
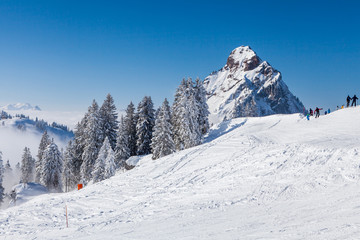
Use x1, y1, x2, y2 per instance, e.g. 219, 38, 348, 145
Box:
204, 46, 304, 124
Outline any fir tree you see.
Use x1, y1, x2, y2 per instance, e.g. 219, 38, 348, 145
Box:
5, 160, 12, 172
151, 98, 175, 160
36, 131, 51, 182
99, 93, 119, 150
115, 116, 130, 169
92, 137, 111, 183
0, 152, 4, 205
81, 100, 103, 184
136, 96, 155, 155
21, 147, 35, 184
62, 140, 77, 192
124, 102, 137, 156
185, 78, 201, 147
104, 146, 116, 179
195, 77, 210, 135
172, 78, 202, 150
41, 141, 63, 192
71, 115, 88, 184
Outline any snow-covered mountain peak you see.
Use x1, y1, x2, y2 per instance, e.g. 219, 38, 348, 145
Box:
225, 45, 260, 71
204, 46, 304, 124
1, 103, 41, 111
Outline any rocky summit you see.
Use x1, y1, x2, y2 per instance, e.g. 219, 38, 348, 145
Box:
204, 46, 304, 124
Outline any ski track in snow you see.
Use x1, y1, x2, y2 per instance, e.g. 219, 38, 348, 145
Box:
1, 107, 360, 239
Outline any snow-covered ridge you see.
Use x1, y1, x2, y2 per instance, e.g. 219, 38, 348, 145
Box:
0, 103, 41, 111
204, 46, 304, 124
1, 107, 360, 239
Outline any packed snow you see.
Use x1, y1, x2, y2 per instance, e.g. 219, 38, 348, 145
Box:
1, 107, 360, 239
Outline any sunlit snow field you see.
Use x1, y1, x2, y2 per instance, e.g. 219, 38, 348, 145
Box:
1, 107, 360, 239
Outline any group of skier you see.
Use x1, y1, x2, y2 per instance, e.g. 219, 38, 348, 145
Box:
346, 94, 358, 107
306, 94, 358, 120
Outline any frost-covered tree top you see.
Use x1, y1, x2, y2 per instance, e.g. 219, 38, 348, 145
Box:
99, 93, 119, 151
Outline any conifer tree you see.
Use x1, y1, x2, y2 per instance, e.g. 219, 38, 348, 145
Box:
81, 100, 103, 184
92, 137, 111, 183
36, 131, 51, 182
41, 141, 63, 192
172, 78, 202, 150
136, 96, 155, 155
124, 102, 137, 156
115, 117, 130, 169
99, 93, 119, 150
151, 98, 175, 160
5, 160, 12, 172
104, 146, 116, 179
195, 77, 210, 135
172, 79, 191, 150
21, 147, 35, 184
71, 115, 88, 184
185, 78, 201, 147
62, 140, 77, 192
0, 152, 4, 205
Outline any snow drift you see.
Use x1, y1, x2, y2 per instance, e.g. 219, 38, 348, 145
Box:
0, 107, 360, 239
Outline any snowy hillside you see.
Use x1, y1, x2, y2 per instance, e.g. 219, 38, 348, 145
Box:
1, 107, 360, 239
0, 117, 73, 181
204, 46, 304, 124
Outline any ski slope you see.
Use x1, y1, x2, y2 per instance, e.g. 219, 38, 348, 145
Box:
1, 107, 360, 239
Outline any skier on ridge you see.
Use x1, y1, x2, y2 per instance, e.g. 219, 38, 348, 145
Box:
315, 107, 322, 118
351, 95, 358, 107
346, 95, 352, 107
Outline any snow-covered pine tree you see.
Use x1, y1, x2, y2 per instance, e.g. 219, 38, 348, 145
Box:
104, 146, 116, 179
21, 147, 35, 184
5, 160, 12, 172
71, 114, 89, 184
124, 102, 138, 156
185, 78, 201, 147
195, 77, 210, 135
62, 140, 77, 192
151, 98, 175, 160
0, 152, 4, 205
99, 93, 119, 151
172, 78, 202, 150
115, 116, 130, 169
136, 96, 155, 155
81, 100, 103, 184
92, 137, 110, 183
35, 130, 51, 182
172, 79, 187, 150
41, 140, 63, 192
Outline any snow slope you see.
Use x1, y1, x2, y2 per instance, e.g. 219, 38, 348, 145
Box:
1, 107, 360, 239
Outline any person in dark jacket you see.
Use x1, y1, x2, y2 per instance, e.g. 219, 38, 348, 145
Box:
315, 107, 322, 118
352, 95, 358, 107
309, 108, 313, 116
347, 95, 352, 107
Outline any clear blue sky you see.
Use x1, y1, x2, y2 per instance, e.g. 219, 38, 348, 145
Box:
0, 0, 359, 111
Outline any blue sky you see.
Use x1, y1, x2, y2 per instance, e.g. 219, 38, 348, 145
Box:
0, 0, 359, 111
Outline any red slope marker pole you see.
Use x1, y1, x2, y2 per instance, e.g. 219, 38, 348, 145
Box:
66, 205, 68, 228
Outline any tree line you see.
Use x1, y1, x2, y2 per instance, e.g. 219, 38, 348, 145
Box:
0, 77, 209, 200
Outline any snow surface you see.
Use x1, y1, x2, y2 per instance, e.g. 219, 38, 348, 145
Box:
1, 107, 360, 239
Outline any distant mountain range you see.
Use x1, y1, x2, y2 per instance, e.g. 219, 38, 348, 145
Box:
0, 103, 41, 111
204, 46, 305, 124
